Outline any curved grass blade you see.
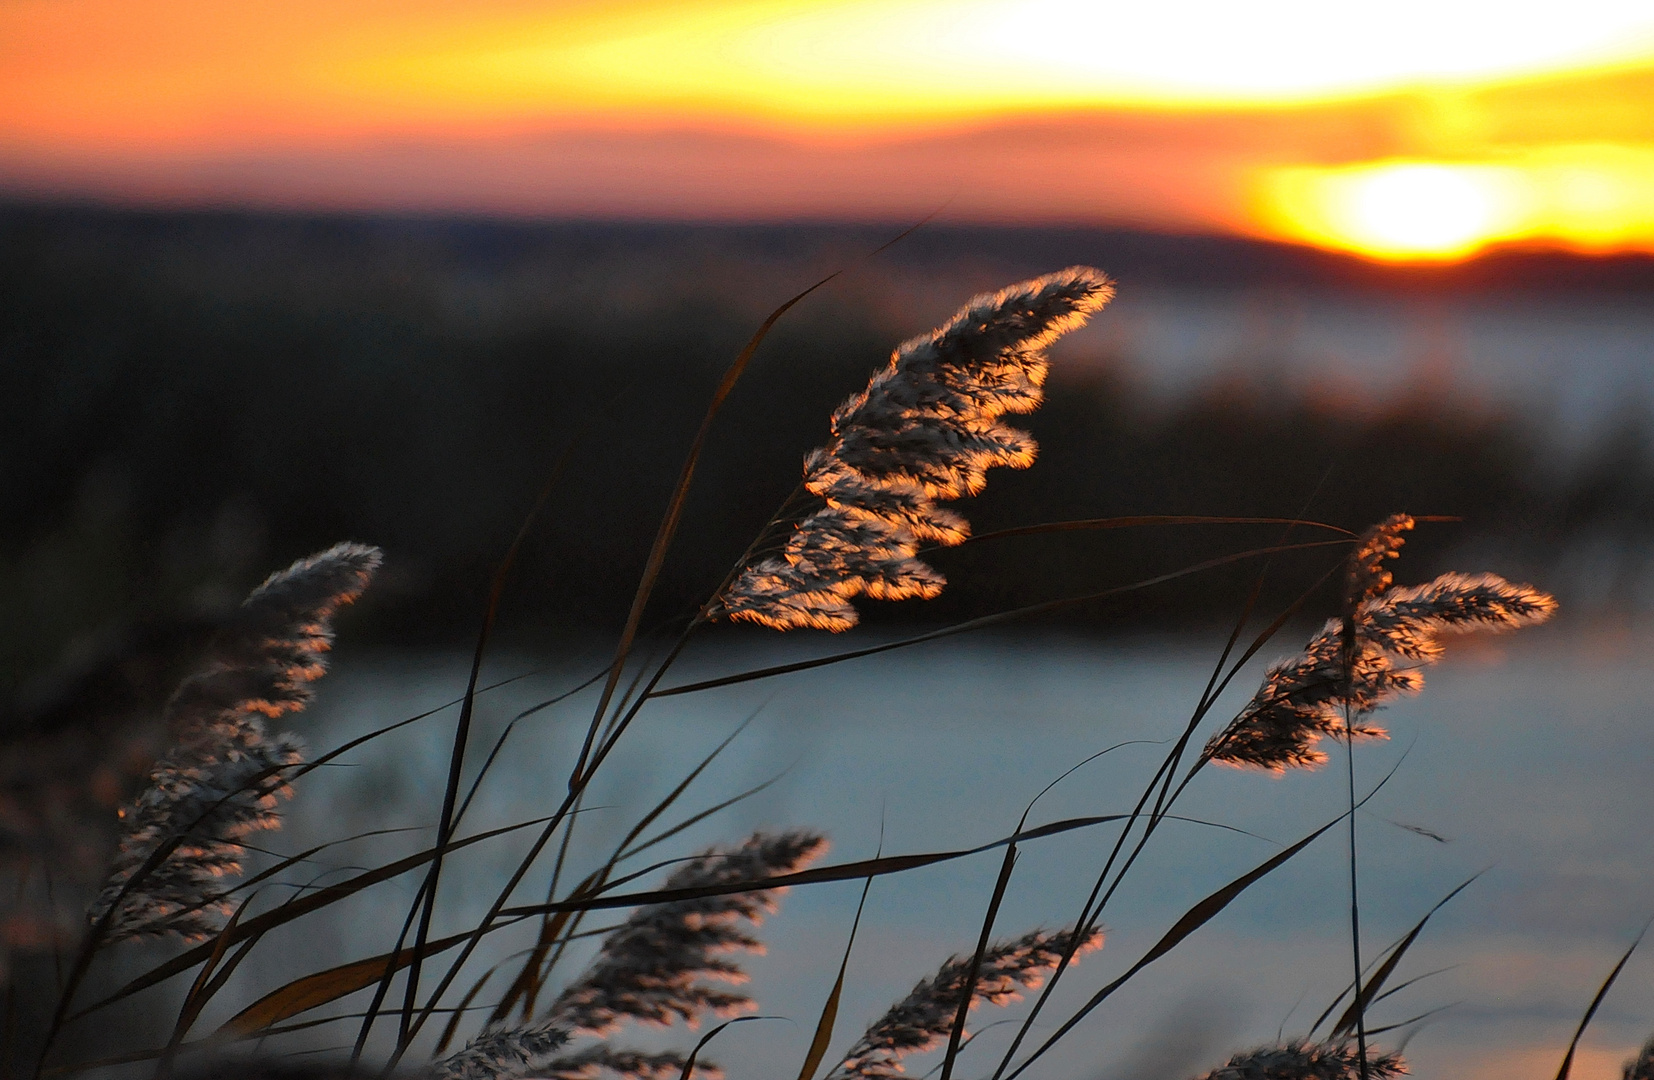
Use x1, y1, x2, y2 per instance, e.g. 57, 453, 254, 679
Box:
653, 540, 1351, 699
1363, 1003, 1457, 1038
434, 969, 494, 1056
989, 556, 1347, 1080
795, 859, 877, 1080
681, 1016, 784, 1080
215, 929, 478, 1038
1328, 872, 1484, 1038
570, 264, 852, 791
399, 416, 600, 1054
1003, 816, 1341, 1080
499, 813, 1133, 920
949, 515, 1352, 549
492, 709, 767, 1026
158, 894, 257, 1077
939, 846, 1017, 1080
1554, 919, 1651, 1080
64, 813, 558, 1023
1370, 965, 1460, 1008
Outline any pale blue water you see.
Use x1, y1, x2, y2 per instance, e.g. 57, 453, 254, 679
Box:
200, 623, 1654, 1080
1069, 286, 1654, 453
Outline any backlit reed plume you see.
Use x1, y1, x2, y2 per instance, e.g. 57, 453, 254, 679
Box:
1206, 515, 1555, 771
87, 542, 382, 941
829, 927, 1103, 1080
537, 1046, 722, 1080
434, 831, 826, 1080
1626, 1036, 1654, 1080
1191, 1040, 1407, 1080
720, 267, 1114, 631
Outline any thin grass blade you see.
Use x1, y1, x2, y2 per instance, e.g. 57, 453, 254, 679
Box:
654, 540, 1351, 699
795, 870, 876, 1080
1554, 920, 1651, 1080
1003, 817, 1340, 1080
65, 813, 557, 1023
1329, 872, 1483, 1038
216, 929, 477, 1037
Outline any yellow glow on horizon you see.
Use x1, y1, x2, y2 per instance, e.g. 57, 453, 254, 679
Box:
401, 0, 1654, 123
11, 0, 1654, 144
5, 0, 1654, 259
1255, 148, 1654, 260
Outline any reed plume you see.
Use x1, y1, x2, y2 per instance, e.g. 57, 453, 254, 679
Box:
434, 831, 825, 1080
1191, 1040, 1407, 1080
829, 927, 1102, 1080
537, 1046, 721, 1080
1206, 516, 1555, 770
1626, 1036, 1654, 1080
720, 267, 1114, 631
87, 542, 382, 941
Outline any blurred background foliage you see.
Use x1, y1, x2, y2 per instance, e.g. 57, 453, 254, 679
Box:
4, 204, 1654, 706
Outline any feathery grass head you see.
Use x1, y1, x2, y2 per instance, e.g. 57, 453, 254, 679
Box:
436, 831, 824, 1080
1345, 514, 1414, 608
1624, 1035, 1654, 1080
537, 1046, 723, 1080
548, 830, 827, 1034
87, 542, 381, 941
429, 1027, 572, 1080
720, 267, 1113, 631
830, 927, 1102, 1080
1206, 517, 1555, 771
1191, 1040, 1406, 1080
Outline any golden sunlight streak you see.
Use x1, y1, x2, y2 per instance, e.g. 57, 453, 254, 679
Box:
393, 0, 1654, 123
1254, 148, 1654, 260
6, 0, 1654, 257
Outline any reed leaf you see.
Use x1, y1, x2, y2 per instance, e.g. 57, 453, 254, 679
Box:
1325, 873, 1483, 1038
795, 864, 876, 1080
216, 929, 478, 1038
1003, 817, 1341, 1080
1555, 921, 1651, 1080
65, 814, 560, 1023
655, 540, 1351, 699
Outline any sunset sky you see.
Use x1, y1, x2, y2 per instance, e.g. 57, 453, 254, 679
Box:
5, 0, 1654, 260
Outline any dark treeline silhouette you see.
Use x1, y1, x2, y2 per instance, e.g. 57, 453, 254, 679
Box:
4, 203, 1653, 699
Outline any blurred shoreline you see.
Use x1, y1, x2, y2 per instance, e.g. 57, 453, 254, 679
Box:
5, 202, 1652, 691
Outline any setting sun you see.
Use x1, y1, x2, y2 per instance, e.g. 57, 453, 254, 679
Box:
1255, 149, 1654, 260
1257, 163, 1526, 260
4, 0, 1654, 259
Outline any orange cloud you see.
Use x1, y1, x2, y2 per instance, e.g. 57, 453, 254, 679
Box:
3, 0, 1653, 259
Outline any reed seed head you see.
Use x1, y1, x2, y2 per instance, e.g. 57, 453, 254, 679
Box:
430, 1026, 572, 1080
1624, 1035, 1654, 1080
1207, 520, 1555, 771
87, 542, 381, 941
1344, 514, 1414, 608
831, 927, 1103, 1080
439, 832, 824, 1080
547, 830, 827, 1035
539, 1046, 722, 1080
721, 267, 1113, 631
1192, 1040, 1407, 1080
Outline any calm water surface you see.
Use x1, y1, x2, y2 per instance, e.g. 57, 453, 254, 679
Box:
217, 622, 1653, 1080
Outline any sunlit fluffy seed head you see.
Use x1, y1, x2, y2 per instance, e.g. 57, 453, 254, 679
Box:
1192, 1040, 1407, 1080
830, 927, 1102, 1080
442, 833, 823, 1080
1344, 514, 1414, 608
430, 1025, 572, 1080
1623, 1035, 1654, 1080
1207, 561, 1555, 772
88, 543, 381, 941
544, 831, 827, 1037
721, 268, 1111, 632
539, 1047, 723, 1080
